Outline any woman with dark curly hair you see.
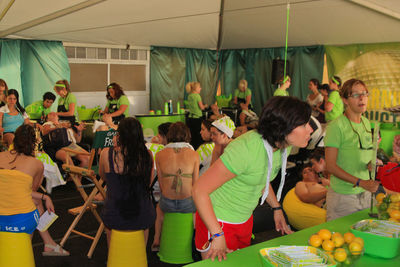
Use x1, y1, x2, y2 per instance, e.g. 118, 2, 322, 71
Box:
99, 117, 155, 246
0, 124, 69, 256
193, 96, 313, 261
101, 82, 129, 124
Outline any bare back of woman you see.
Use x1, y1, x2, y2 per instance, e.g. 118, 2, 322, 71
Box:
156, 147, 199, 200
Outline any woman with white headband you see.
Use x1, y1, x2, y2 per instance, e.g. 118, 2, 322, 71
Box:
209, 116, 236, 165
193, 96, 313, 261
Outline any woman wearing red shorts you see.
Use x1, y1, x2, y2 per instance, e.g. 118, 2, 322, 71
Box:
193, 96, 313, 261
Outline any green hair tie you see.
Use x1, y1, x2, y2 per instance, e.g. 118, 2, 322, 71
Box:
107, 85, 113, 89
55, 83, 66, 88
331, 76, 340, 85
283, 75, 289, 84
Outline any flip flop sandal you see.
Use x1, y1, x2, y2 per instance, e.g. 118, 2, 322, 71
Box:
42, 244, 70, 256
151, 244, 160, 252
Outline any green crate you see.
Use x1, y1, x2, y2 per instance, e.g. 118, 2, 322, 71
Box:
259, 246, 336, 267
351, 219, 400, 259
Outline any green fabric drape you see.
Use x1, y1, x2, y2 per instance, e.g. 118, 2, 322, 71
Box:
0, 40, 22, 103
150, 46, 219, 111
185, 49, 218, 105
219, 50, 245, 98
150, 45, 325, 114
21, 40, 70, 106
150, 47, 186, 111
0, 39, 69, 107
220, 46, 325, 114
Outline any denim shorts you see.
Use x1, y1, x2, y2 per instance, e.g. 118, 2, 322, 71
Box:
0, 209, 40, 234
159, 195, 196, 213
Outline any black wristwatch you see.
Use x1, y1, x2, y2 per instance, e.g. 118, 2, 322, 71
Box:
271, 206, 283, 211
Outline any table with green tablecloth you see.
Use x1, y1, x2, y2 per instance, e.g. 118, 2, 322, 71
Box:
186, 209, 400, 266
136, 113, 185, 137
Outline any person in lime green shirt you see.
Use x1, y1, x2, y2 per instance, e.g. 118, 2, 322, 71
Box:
233, 79, 252, 109
186, 82, 208, 149
54, 80, 77, 125
323, 76, 344, 122
273, 76, 291, 96
193, 96, 313, 260
102, 82, 129, 124
25, 92, 56, 122
324, 79, 380, 221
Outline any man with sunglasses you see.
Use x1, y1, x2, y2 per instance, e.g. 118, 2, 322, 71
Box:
324, 79, 380, 221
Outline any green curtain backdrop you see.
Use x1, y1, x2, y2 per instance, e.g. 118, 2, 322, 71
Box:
151, 45, 324, 114
150, 46, 219, 112
0, 40, 22, 102
219, 46, 325, 114
0, 39, 70, 106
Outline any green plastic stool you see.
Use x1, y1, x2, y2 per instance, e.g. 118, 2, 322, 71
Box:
158, 212, 194, 264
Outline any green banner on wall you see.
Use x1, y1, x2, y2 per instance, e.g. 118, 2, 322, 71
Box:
326, 43, 400, 123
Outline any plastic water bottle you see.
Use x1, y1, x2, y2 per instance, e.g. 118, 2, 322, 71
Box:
164, 102, 169, 115
169, 100, 173, 114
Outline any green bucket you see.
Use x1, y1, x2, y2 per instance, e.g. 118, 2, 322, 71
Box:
158, 212, 194, 264
77, 106, 101, 121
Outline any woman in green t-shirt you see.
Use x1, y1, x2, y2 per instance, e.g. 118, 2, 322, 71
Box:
323, 76, 344, 122
101, 82, 129, 124
233, 79, 252, 109
54, 80, 77, 125
273, 76, 291, 96
186, 82, 208, 149
324, 79, 380, 221
209, 116, 235, 166
193, 96, 313, 261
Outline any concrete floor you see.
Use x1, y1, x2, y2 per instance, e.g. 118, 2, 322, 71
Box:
32, 179, 289, 267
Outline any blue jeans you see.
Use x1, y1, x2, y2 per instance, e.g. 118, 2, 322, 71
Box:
0, 209, 40, 234
159, 195, 196, 213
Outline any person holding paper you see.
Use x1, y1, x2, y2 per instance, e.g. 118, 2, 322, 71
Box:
193, 96, 313, 261
0, 124, 69, 256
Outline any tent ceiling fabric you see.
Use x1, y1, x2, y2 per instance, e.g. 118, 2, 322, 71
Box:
1, 0, 400, 49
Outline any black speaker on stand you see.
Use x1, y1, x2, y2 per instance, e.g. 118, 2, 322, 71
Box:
271, 59, 289, 84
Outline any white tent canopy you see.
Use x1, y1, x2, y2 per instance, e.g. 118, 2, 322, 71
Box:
1, 0, 400, 49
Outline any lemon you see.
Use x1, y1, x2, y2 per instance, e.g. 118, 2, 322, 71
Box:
322, 240, 335, 252
332, 232, 343, 239
332, 235, 345, 248
309, 234, 322, 248
349, 241, 363, 255
390, 194, 400, 203
334, 248, 347, 262
343, 232, 355, 244
376, 193, 386, 203
353, 237, 364, 247
318, 229, 332, 241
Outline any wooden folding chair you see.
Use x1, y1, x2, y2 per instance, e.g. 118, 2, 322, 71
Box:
60, 129, 117, 258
